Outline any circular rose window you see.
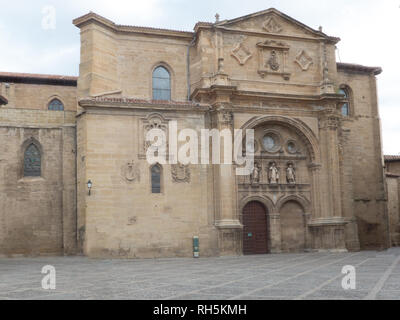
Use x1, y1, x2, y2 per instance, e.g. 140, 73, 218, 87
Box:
263, 133, 280, 152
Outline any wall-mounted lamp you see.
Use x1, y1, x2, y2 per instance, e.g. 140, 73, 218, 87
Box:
87, 180, 93, 196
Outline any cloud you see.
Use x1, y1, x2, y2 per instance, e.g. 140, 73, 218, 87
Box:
0, 0, 398, 153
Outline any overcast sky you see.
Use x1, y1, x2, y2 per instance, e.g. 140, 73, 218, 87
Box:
0, 0, 398, 154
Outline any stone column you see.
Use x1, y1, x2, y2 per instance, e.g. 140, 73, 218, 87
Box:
309, 105, 347, 251
268, 213, 281, 253
213, 106, 243, 255
62, 125, 77, 255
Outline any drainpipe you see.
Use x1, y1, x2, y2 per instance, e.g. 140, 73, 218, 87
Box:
187, 35, 197, 101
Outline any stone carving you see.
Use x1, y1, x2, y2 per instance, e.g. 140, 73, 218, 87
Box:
218, 58, 225, 73
268, 162, 280, 184
250, 162, 261, 185
231, 40, 253, 66
142, 114, 168, 157
286, 163, 296, 184
263, 17, 283, 33
122, 160, 140, 183
295, 50, 313, 71
219, 111, 233, 125
267, 50, 280, 71
171, 163, 191, 183
257, 40, 290, 80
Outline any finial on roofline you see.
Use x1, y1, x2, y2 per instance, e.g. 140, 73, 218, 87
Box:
215, 13, 220, 23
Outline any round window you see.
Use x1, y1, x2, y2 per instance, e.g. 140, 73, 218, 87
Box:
287, 141, 297, 154
263, 134, 280, 152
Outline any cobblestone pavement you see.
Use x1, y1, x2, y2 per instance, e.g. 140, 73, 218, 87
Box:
0, 248, 399, 300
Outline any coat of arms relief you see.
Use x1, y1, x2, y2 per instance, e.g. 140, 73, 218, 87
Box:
121, 160, 140, 183
229, 15, 314, 78
171, 163, 191, 183
257, 40, 291, 80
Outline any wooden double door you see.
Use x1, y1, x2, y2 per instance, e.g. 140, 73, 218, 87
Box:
242, 201, 269, 255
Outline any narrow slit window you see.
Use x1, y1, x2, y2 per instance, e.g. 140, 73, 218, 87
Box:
339, 88, 350, 117
151, 164, 162, 194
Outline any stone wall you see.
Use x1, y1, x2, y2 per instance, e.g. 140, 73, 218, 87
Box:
386, 175, 400, 246
0, 81, 77, 256
337, 70, 390, 250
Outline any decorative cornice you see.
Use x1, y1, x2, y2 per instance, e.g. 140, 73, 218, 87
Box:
214, 8, 340, 44
78, 96, 209, 113
73, 12, 194, 40
0, 72, 77, 87
337, 63, 382, 76
308, 217, 348, 227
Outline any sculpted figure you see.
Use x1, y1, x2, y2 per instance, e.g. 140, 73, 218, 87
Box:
286, 164, 296, 184
269, 162, 279, 184
251, 163, 260, 184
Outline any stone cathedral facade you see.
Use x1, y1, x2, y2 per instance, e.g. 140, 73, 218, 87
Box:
0, 8, 391, 258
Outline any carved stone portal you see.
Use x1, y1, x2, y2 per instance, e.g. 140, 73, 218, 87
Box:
257, 40, 290, 80
171, 164, 191, 183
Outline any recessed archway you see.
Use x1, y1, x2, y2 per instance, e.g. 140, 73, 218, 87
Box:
280, 200, 307, 253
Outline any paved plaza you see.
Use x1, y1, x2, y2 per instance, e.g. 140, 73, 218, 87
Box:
0, 248, 399, 300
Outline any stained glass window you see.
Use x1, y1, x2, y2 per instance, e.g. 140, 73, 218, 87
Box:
152, 66, 171, 101
48, 99, 64, 111
24, 144, 41, 177
151, 164, 161, 194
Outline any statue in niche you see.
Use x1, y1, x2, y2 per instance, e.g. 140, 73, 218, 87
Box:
250, 162, 261, 184
286, 163, 296, 185
269, 162, 280, 184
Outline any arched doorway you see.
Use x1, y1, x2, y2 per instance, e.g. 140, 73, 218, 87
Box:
280, 201, 306, 253
242, 201, 268, 255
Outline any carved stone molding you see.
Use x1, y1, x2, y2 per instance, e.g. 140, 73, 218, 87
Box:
231, 40, 253, 66
256, 40, 291, 80
263, 16, 283, 33
121, 160, 140, 183
295, 50, 313, 71
139, 113, 169, 159
171, 164, 191, 183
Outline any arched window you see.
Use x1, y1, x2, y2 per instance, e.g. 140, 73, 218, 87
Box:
151, 164, 162, 194
48, 98, 64, 111
339, 87, 350, 117
24, 144, 41, 177
152, 66, 171, 101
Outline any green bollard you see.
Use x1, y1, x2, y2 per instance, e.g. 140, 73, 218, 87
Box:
193, 236, 199, 258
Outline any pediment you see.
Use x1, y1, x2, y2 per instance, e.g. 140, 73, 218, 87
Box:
216, 8, 338, 42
